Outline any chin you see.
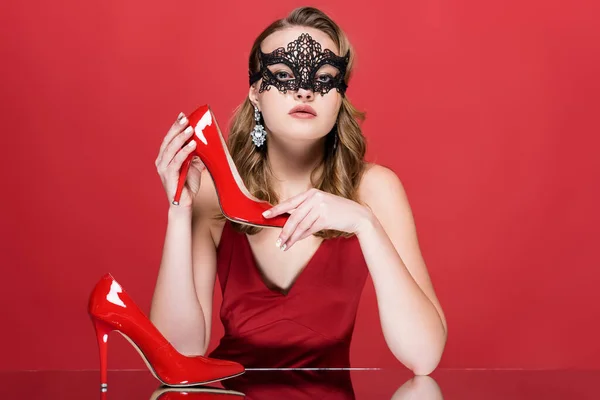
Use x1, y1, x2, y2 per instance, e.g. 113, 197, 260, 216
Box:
287, 131, 330, 143
273, 123, 331, 140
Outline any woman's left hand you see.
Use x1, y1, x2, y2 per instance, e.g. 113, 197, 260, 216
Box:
262, 188, 374, 251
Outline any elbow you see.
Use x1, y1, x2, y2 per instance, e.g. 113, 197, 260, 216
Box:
394, 349, 442, 376
409, 350, 442, 375
412, 362, 438, 376
411, 341, 446, 376
386, 313, 447, 376
403, 331, 447, 376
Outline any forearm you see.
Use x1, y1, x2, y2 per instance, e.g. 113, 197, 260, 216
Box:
149, 206, 206, 356
356, 216, 446, 375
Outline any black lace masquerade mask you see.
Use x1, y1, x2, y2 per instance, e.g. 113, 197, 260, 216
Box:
249, 33, 350, 97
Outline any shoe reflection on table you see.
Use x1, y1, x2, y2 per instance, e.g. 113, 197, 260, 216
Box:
147, 370, 443, 400
149, 386, 245, 399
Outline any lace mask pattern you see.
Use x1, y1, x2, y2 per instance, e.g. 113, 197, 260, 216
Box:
249, 33, 350, 96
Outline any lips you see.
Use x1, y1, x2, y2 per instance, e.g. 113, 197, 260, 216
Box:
289, 105, 317, 116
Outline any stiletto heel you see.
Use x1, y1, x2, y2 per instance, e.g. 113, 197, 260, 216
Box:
92, 318, 111, 392
172, 157, 193, 207
88, 273, 245, 390
173, 104, 290, 228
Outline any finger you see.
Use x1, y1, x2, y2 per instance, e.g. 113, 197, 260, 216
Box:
277, 201, 313, 248
156, 112, 189, 165
297, 227, 318, 242
283, 210, 320, 251
264, 188, 317, 218
168, 137, 197, 172
161, 125, 195, 169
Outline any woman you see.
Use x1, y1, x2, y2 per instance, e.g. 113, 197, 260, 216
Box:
151, 6, 447, 375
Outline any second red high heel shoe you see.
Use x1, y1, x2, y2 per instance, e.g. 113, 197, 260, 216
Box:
173, 104, 290, 228
88, 273, 245, 391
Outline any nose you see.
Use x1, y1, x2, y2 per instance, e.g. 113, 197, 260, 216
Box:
295, 87, 314, 101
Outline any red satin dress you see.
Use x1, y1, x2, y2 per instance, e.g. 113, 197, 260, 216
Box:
207, 220, 369, 368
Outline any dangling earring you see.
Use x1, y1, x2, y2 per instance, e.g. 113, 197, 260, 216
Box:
251, 105, 267, 147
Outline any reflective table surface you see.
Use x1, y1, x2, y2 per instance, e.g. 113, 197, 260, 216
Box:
1, 369, 597, 399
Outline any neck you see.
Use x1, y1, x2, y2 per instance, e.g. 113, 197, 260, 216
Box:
265, 136, 326, 202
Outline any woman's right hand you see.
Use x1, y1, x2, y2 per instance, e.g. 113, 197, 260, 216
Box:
155, 112, 206, 209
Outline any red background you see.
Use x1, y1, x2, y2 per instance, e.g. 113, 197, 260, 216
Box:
1, 0, 599, 370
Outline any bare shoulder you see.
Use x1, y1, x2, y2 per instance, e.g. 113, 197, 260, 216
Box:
192, 168, 225, 247
358, 162, 407, 209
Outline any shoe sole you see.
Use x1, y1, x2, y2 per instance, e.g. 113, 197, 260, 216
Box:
204, 162, 286, 229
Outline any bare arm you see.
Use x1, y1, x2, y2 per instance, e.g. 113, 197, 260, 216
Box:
357, 165, 447, 375
149, 168, 218, 356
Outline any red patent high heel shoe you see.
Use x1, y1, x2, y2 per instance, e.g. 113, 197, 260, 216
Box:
88, 273, 245, 391
173, 104, 290, 228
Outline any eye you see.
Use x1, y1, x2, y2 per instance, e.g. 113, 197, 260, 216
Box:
274, 71, 294, 81
316, 74, 334, 83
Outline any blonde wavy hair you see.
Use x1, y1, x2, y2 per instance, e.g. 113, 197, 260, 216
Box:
213, 6, 368, 239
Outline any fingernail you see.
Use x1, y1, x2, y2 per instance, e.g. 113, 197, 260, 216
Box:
188, 140, 196, 147
179, 116, 189, 126
275, 238, 282, 248
262, 210, 271, 217
184, 126, 193, 134
177, 112, 184, 120
281, 243, 287, 251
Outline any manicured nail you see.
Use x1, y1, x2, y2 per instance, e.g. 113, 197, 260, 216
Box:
262, 210, 271, 217
184, 126, 193, 134
280, 243, 287, 251
179, 116, 188, 126
187, 140, 196, 147
275, 238, 282, 248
